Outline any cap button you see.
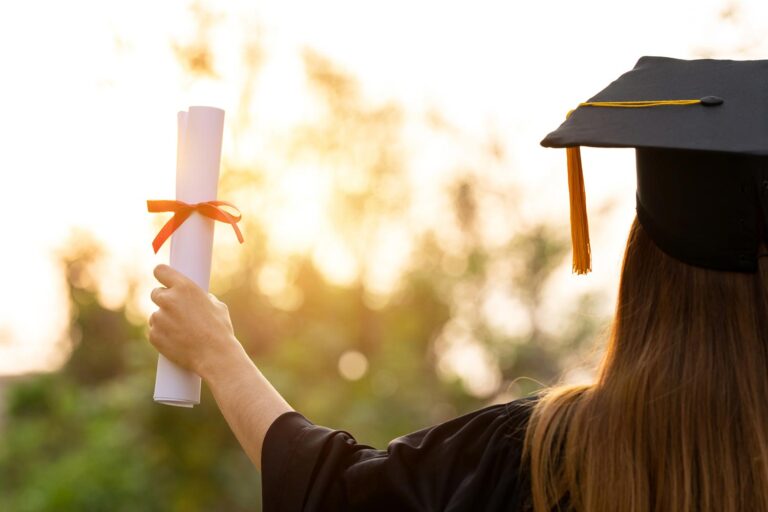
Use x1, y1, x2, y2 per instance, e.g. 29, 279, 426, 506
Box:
700, 96, 724, 106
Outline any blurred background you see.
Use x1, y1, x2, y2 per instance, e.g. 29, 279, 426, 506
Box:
0, 0, 765, 510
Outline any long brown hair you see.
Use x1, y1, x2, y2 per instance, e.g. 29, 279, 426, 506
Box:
522, 216, 768, 511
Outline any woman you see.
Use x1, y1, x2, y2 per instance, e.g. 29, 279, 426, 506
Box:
149, 56, 768, 511
524, 217, 768, 511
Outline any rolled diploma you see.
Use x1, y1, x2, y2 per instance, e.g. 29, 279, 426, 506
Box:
154, 106, 225, 407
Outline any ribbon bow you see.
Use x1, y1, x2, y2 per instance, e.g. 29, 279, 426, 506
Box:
147, 199, 244, 254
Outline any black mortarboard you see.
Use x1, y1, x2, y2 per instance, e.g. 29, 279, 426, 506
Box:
541, 56, 768, 274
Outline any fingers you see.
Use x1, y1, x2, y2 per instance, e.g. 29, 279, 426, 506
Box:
147, 312, 162, 347
153, 264, 189, 288
148, 310, 167, 336
148, 311, 154, 328
150, 287, 171, 307
208, 292, 229, 311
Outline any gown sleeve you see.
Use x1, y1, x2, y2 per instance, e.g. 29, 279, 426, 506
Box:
261, 396, 538, 512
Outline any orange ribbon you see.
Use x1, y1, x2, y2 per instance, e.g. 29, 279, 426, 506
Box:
147, 199, 244, 254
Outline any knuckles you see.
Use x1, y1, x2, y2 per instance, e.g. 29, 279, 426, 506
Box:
149, 311, 162, 328
150, 287, 164, 305
152, 264, 169, 283
147, 323, 161, 345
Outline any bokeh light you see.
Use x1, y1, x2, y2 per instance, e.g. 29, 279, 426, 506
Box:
2, 0, 766, 509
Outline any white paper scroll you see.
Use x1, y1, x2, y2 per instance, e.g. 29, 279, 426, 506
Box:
154, 106, 225, 407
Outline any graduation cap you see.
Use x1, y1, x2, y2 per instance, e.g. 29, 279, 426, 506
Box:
541, 56, 768, 274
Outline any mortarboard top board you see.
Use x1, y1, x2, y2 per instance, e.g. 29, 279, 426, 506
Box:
541, 56, 768, 275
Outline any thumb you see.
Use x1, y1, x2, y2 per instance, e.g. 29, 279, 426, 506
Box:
153, 264, 191, 288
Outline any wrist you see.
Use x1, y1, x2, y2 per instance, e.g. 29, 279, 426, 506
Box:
198, 334, 251, 385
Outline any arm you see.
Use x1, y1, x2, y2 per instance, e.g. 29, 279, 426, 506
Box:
148, 264, 534, 511
204, 344, 292, 471
148, 264, 292, 471
259, 398, 536, 511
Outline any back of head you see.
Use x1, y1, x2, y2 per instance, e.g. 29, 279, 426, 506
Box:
523, 217, 768, 511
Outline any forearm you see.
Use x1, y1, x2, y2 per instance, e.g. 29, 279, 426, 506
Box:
202, 340, 293, 472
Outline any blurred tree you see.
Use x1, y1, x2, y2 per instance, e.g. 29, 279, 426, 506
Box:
0, 235, 259, 512
0, 6, 608, 510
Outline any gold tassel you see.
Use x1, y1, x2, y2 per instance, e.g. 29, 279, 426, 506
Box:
559, 97, 711, 274
566, 146, 591, 274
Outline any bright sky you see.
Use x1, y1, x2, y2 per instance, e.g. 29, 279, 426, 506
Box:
1, 0, 766, 375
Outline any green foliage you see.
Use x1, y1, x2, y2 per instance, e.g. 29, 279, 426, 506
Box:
0, 41, 608, 511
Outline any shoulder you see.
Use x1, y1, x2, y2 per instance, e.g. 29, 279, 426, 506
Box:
261, 394, 543, 512
384, 393, 541, 453
504, 393, 541, 437
341, 394, 541, 511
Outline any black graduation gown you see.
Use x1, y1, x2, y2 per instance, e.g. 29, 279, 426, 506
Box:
261, 395, 540, 511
